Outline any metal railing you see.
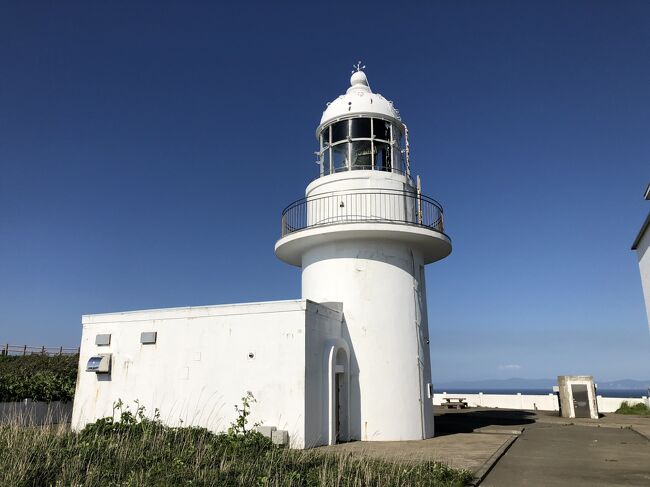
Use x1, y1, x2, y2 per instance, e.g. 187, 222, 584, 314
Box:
0, 344, 80, 357
281, 189, 445, 237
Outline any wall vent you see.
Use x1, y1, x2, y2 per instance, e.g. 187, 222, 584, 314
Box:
140, 332, 157, 345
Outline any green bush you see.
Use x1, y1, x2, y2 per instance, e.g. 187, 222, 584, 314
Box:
615, 401, 650, 416
0, 354, 78, 402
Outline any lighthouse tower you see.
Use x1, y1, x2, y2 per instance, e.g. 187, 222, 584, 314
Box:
275, 67, 451, 442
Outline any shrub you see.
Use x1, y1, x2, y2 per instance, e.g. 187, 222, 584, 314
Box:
0, 354, 78, 402
615, 401, 650, 416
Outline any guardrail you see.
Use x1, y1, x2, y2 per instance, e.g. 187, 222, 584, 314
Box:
281, 189, 445, 237
0, 344, 80, 357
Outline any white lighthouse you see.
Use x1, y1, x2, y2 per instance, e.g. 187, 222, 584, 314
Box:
72, 66, 451, 448
275, 67, 452, 441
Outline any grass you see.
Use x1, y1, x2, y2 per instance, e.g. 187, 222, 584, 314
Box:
0, 417, 473, 486
0, 366, 472, 486
615, 401, 650, 416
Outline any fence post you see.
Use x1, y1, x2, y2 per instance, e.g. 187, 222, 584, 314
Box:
23, 345, 27, 356
59, 346, 63, 355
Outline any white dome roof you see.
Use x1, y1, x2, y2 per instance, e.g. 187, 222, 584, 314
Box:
317, 70, 402, 136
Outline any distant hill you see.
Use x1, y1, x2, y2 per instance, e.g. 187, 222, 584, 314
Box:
435, 378, 650, 391
597, 379, 650, 390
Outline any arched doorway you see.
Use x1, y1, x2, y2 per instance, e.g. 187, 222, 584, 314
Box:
334, 348, 348, 443
327, 343, 349, 445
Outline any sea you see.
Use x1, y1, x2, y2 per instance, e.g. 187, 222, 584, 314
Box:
433, 388, 649, 398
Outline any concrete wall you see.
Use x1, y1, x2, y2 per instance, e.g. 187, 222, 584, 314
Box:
304, 171, 415, 227
635, 226, 650, 331
596, 396, 649, 413
304, 302, 343, 447
72, 299, 342, 449
433, 393, 649, 413
434, 393, 559, 411
302, 239, 433, 442
0, 400, 72, 425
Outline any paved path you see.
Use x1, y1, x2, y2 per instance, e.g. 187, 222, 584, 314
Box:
317, 432, 513, 472
317, 409, 650, 484
316, 408, 529, 472
482, 422, 650, 486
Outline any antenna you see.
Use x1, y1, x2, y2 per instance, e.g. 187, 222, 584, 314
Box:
404, 124, 411, 178
416, 175, 422, 225
351, 61, 366, 74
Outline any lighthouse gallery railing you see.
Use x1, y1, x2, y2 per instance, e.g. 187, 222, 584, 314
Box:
281, 190, 445, 237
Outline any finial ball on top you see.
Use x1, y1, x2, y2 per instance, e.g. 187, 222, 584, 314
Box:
350, 70, 369, 88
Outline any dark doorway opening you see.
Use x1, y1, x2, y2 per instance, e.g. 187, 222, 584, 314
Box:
571, 384, 590, 418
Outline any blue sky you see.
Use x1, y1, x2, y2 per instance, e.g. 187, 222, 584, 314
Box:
1, 1, 648, 382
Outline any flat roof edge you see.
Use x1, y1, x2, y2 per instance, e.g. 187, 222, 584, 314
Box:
632, 211, 650, 250
305, 300, 344, 320
82, 298, 307, 324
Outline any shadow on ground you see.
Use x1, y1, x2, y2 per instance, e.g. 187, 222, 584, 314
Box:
434, 408, 536, 436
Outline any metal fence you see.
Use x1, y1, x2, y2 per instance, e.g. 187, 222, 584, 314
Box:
281, 189, 445, 237
0, 344, 79, 357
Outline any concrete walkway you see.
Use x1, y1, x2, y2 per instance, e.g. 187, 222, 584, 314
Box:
482, 421, 650, 486
317, 432, 514, 472
317, 408, 650, 485
317, 408, 529, 473
532, 408, 650, 440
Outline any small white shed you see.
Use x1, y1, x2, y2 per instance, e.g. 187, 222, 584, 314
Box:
72, 299, 347, 449
557, 375, 599, 419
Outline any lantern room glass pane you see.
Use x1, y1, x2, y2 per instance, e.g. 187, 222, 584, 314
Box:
373, 119, 390, 141
350, 140, 372, 170
331, 120, 348, 143
350, 118, 371, 139
321, 126, 330, 148
392, 147, 403, 174
322, 147, 331, 175
395, 131, 404, 148
332, 143, 349, 172
374, 142, 391, 171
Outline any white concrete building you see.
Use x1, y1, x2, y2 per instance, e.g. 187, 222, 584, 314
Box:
632, 183, 650, 331
72, 68, 452, 447
73, 300, 344, 448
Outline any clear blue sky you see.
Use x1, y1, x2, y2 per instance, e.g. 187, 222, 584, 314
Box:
1, 1, 648, 382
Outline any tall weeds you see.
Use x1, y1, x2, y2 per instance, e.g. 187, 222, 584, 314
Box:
0, 414, 472, 486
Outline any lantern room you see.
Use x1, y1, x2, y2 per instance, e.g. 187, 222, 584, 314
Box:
316, 69, 409, 178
